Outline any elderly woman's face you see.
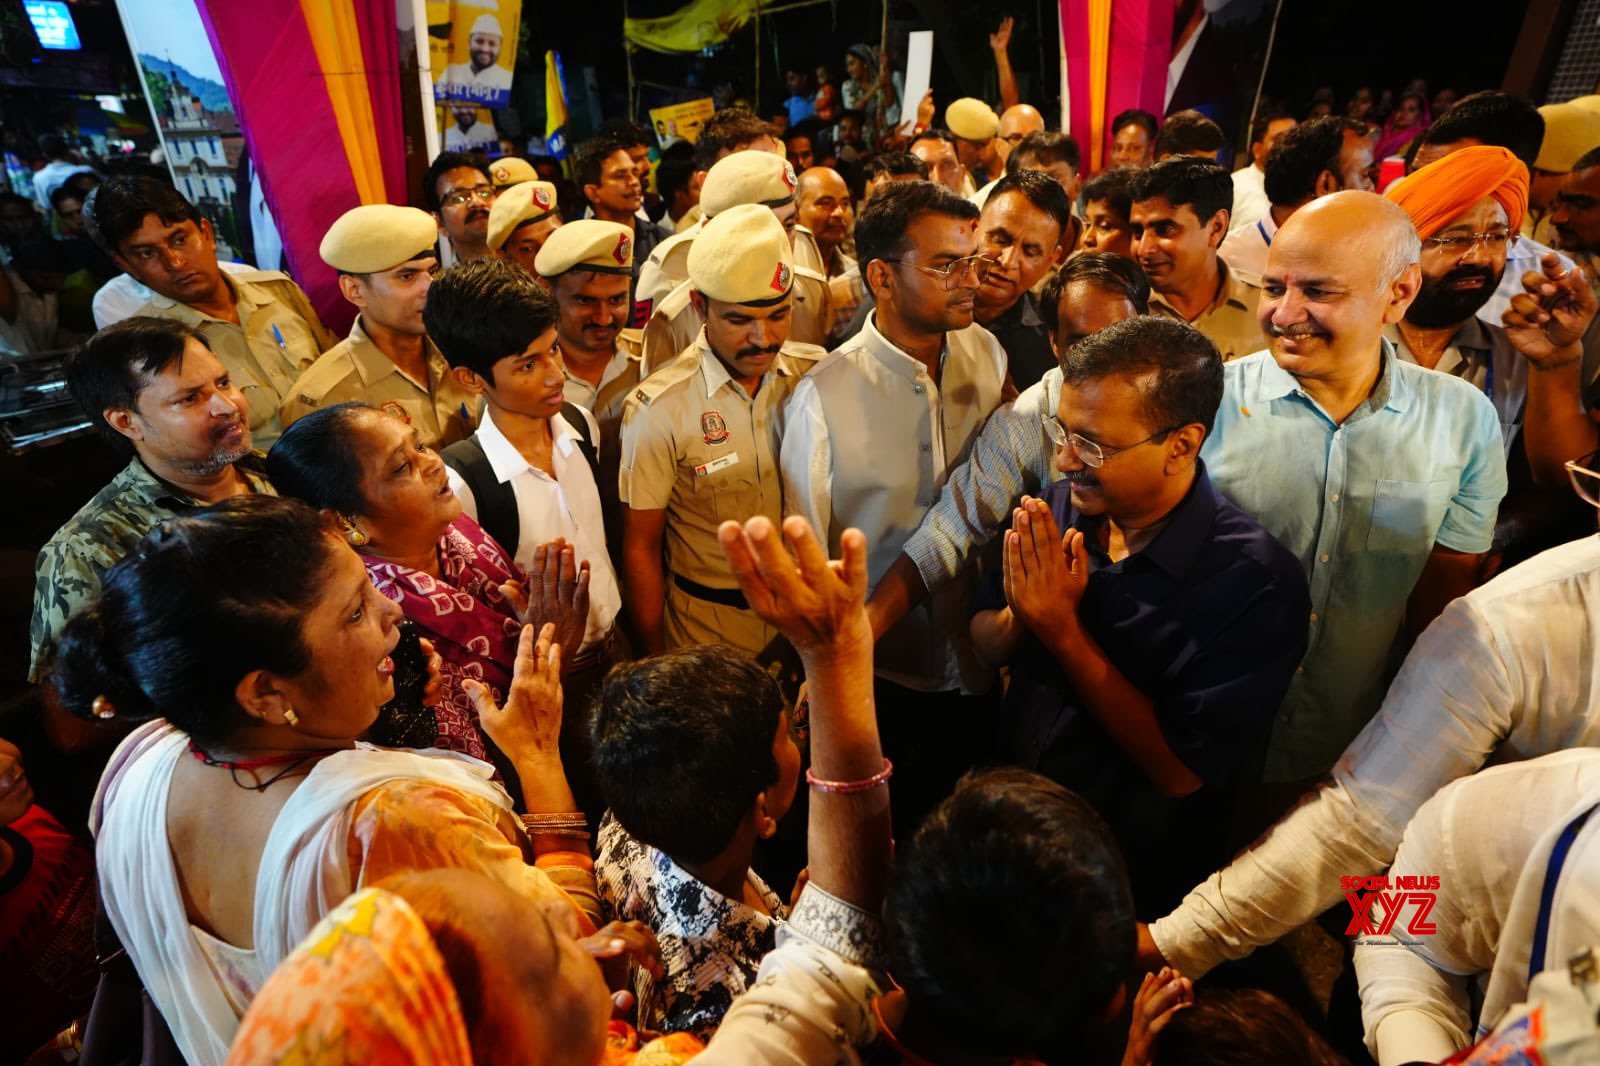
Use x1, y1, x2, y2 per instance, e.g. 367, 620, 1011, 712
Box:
351, 410, 462, 547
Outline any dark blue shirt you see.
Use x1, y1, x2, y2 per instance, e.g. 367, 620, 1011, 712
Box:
977, 463, 1310, 909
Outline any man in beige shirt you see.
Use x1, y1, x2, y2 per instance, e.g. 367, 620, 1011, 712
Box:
282, 204, 476, 447
620, 204, 823, 656
90, 175, 337, 445
1130, 156, 1266, 362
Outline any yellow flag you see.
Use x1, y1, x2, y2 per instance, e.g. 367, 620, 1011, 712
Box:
623, 0, 760, 56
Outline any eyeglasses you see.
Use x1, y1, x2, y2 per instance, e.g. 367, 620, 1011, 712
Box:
1421, 231, 1517, 255
1042, 414, 1173, 468
441, 185, 496, 209
882, 254, 1000, 290
1565, 449, 1600, 509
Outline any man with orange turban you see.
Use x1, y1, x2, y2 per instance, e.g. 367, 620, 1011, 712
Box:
1386, 144, 1598, 563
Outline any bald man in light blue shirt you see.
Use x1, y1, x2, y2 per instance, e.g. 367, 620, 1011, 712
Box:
1202, 192, 1508, 783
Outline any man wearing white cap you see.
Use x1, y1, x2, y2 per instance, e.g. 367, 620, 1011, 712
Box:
637, 149, 827, 312
534, 219, 645, 521
441, 13, 512, 102
780, 179, 1007, 833
282, 205, 476, 447
620, 203, 824, 656
640, 151, 834, 373
487, 179, 562, 279
947, 98, 1008, 195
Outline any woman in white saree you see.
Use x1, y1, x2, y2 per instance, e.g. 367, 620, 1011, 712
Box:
54, 497, 600, 1065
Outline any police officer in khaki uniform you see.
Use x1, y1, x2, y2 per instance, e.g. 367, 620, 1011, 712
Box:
489, 156, 539, 188
640, 151, 835, 373
535, 221, 646, 457
281, 204, 477, 447
487, 179, 563, 279
620, 203, 825, 656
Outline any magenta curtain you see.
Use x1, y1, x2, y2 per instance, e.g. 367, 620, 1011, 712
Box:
1062, 0, 1174, 173
195, 0, 407, 334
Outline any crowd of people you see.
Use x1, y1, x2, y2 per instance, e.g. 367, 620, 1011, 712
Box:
8, 27, 1600, 1065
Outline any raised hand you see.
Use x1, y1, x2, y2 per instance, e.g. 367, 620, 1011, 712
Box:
989, 15, 1015, 53
417, 637, 445, 708
717, 515, 871, 658
1122, 967, 1194, 1066
466, 623, 563, 763
504, 540, 591, 667
1503, 253, 1599, 369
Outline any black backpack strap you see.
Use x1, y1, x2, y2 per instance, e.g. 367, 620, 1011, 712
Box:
441, 436, 520, 556
561, 402, 600, 478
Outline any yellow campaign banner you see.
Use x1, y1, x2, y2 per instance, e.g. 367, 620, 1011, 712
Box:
648, 98, 716, 147
428, 0, 521, 109
624, 0, 758, 55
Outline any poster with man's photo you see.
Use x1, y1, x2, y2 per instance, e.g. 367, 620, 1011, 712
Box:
429, 0, 522, 110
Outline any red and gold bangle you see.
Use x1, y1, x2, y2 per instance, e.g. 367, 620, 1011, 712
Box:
806, 758, 893, 794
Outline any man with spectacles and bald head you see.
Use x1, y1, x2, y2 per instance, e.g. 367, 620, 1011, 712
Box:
781, 180, 1008, 835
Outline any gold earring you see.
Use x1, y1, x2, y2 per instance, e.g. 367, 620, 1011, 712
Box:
91, 695, 117, 720
284, 707, 299, 727
345, 526, 369, 548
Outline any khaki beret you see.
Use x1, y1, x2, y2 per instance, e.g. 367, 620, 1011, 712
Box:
319, 204, 438, 274
1538, 103, 1600, 173
490, 157, 538, 187
688, 202, 793, 305
700, 150, 798, 218
946, 97, 999, 142
487, 181, 560, 250
533, 218, 633, 277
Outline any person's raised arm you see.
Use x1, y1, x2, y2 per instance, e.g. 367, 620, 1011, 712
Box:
719, 515, 889, 913
990, 17, 1019, 112
1506, 255, 1600, 484
467, 623, 578, 821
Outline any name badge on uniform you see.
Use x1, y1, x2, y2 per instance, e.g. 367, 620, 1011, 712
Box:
694, 453, 740, 478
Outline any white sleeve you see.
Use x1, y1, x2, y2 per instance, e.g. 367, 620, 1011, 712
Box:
693, 885, 883, 1065
446, 466, 479, 522
1150, 595, 1517, 978
779, 376, 833, 538
1353, 784, 1476, 1066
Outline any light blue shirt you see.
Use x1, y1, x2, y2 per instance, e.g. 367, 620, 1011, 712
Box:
1203, 342, 1507, 782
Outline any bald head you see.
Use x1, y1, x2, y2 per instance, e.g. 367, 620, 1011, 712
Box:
1000, 104, 1047, 147
1261, 190, 1421, 379
1277, 191, 1420, 290
797, 166, 853, 251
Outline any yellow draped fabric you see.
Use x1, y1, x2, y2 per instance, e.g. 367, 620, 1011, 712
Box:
299, 0, 388, 204
624, 0, 760, 55
1086, 0, 1113, 174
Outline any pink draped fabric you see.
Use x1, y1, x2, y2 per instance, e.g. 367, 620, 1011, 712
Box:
195, 0, 407, 334
1061, 0, 1174, 173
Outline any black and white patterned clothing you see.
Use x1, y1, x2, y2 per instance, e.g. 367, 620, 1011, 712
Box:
596, 813, 789, 1040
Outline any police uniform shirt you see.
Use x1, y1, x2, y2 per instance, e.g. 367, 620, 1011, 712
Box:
281, 314, 478, 447
133, 269, 338, 445
619, 334, 823, 652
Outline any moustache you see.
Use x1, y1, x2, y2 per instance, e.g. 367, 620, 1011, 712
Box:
736, 345, 783, 359
1439, 264, 1496, 287
211, 416, 245, 439
466, 209, 489, 222
1062, 470, 1100, 488
1265, 322, 1329, 339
